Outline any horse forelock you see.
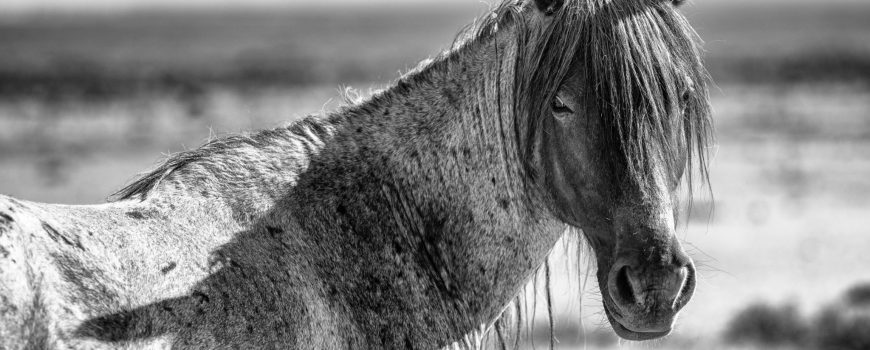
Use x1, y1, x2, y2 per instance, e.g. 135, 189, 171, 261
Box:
580, 0, 713, 201
453, 0, 711, 201
505, 0, 713, 200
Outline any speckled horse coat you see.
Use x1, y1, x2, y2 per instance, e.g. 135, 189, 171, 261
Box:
0, 0, 712, 348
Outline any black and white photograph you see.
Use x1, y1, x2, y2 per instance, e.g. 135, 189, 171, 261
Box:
0, 0, 868, 348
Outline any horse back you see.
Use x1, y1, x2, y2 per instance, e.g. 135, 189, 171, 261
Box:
0, 195, 163, 349
0, 193, 350, 349
0, 195, 61, 349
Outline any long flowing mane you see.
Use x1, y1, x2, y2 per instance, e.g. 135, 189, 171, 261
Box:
580, 0, 713, 198
108, 0, 712, 347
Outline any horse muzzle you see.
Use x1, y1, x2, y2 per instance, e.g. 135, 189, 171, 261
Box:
601, 248, 696, 340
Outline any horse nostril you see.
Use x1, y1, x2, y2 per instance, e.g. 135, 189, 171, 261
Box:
614, 265, 636, 306
672, 250, 692, 269
674, 261, 696, 308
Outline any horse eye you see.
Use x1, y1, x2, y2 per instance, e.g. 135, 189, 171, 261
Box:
680, 90, 692, 105
680, 79, 696, 104
551, 96, 573, 114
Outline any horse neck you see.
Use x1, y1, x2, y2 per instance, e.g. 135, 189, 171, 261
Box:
281, 25, 565, 337
112, 17, 565, 340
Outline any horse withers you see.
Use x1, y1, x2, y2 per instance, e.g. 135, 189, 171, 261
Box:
0, 0, 712, 348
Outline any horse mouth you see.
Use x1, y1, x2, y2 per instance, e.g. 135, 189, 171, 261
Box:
602, 305, 673, 341
598, 253, 696, 341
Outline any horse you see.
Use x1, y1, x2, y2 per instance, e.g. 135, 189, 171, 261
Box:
0, 0, 713, 348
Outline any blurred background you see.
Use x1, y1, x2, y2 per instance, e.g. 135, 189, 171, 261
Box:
1, 0, 869, 348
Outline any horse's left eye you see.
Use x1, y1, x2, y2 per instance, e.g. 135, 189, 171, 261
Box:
680, 79, 695, 105
551, 96, 573, 114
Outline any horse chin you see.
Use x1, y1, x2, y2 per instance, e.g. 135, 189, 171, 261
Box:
602, 305, 672, 341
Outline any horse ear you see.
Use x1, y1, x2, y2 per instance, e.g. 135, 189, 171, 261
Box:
533, 0, 565, 16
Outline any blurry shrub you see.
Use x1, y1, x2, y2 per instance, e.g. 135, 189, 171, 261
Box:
813, 282, 870, 350
844, 282, 870, 307
723, 302, 809, 346
814, 306, 870, 350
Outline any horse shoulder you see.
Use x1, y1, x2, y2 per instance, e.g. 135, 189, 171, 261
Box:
0, 195, 67, 349
0, 194, 226, 349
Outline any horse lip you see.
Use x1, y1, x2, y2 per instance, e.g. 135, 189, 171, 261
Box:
611, 319, 671, 341
603, 303, 673, 341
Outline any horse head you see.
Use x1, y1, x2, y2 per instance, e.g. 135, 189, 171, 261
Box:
524, 0, 712, 340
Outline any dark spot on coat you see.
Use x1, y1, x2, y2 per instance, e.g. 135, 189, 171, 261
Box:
1, 295, 18, 313
0, 212, 12, 235
266, 226, 283, 238
160, 262, 177, 274
0, 212, 13, 225
392, 239, 405, 255
0, 245, 9, 259
42, 221, 85, 251
497, 198, 510, 210
379, 328, 391, 344
53, 253, 120, 311
442, 87, 459, 106
125, 211, 146, 220
192, 290, 210, 305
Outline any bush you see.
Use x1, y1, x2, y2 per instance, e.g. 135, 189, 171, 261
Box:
723, 302, 809, 346
843, 282, 870, 308
813, 303, 870, 350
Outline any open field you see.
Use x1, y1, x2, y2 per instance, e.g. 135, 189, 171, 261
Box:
1, 1, 869, 348
0, 2, 868, 98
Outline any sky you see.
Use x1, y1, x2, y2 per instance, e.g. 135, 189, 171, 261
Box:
2, 0, 864, 15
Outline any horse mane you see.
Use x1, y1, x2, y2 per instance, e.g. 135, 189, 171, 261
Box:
581, 0, 713, 200
109, 117, 335, 201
